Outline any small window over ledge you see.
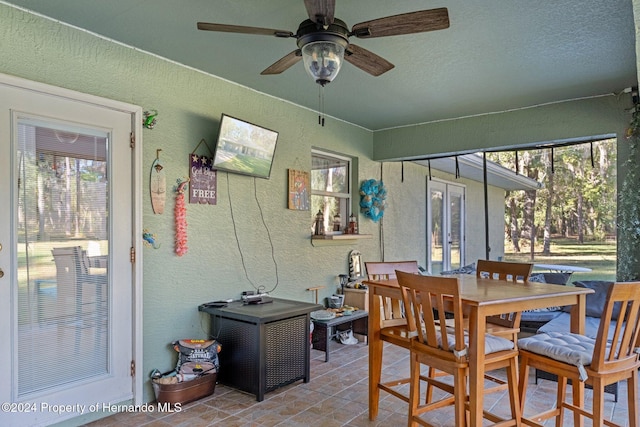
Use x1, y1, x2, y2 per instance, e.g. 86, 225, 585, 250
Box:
311, 149, 351, 233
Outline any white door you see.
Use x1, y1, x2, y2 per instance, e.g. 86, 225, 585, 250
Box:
427, 180, 465, 274
0, 76, 135, 426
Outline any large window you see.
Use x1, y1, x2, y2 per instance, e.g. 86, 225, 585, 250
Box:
311, 149, 351, 233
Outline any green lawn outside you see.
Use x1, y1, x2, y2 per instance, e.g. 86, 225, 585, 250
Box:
17, 239, 108, 287
502, 237, 616, 283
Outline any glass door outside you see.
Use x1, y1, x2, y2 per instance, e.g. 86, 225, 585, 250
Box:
427, 179, 465, 274
0, 76, 136, 427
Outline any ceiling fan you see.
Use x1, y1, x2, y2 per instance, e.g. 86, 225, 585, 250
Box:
197, 0, 449, 86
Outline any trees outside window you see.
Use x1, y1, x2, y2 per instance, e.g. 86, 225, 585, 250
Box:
487, 139, 617, 258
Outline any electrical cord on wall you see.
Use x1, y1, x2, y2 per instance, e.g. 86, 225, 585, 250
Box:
252, 179, 279, 293
380, 162, 385, 261
200, 312, 223, 341
226, 173, 279, 294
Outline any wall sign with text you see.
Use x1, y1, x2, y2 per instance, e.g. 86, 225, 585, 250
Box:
189, 154, 217, 205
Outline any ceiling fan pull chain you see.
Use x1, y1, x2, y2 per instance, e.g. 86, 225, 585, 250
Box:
318, 85, 325, 126
318, 85, 321, 125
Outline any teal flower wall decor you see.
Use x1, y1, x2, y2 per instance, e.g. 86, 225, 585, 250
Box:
359, 179, 386, 222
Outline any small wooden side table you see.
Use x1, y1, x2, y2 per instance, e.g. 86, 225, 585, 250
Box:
311, 310, 368, 362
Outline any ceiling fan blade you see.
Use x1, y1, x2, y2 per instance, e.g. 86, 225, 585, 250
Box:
304, 0, 335, 26
344, 44, 394, 77
261, 50, 302, 75
351, 8, 449, 39
197, 22, 294, 38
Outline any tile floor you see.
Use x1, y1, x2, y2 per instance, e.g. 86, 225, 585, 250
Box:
86, 339, 635, 427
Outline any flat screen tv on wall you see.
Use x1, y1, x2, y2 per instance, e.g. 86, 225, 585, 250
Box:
212, 114, 279, 179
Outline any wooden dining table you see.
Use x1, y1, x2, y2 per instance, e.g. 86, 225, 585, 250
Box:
364, 274, 595, 426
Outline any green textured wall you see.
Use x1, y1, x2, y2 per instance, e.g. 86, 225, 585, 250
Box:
372, 95, 629, 162
0, 4, 387, 406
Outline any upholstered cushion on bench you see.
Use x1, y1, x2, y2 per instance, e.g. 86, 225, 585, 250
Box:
561, 280, 618, 318
440, 263, 476, 275
539, 280, 619, 342
520, 308, 563, 323
529, 272, 572, 286
537, 312, 619, 342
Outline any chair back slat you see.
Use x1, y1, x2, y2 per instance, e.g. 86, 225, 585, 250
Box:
365, 261, 420, 326
366, 261, 419, 280
592, 282, 640, 370
396, 270, 466, 357
476, 259, 533, 283
475, 260, 533, 329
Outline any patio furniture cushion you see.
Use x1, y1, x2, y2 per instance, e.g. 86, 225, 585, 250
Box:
436, 327, 515, 354
527, 272, 573, 284
518, 331, 596, 380
440, 263, 476, 275
562, 280, 619, 319
521, 273, 568, 322
528, 273, 545, 282
520, 308, 563, 323
537, 312, 619, 342
478, 333, 515, 354
540, 280, 621, 340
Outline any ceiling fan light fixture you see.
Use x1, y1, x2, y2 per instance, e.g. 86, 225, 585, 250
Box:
302, 40, 345, 86
296, 18, 349, 86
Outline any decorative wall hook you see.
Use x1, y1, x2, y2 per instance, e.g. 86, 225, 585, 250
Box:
143, 110, 158, 129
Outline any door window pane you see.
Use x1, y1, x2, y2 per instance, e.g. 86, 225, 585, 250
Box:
430, 189, 444, 274
450, 192, 462, 270
16, 120, 109, 396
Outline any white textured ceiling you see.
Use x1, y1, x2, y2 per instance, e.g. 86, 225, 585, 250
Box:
5, 0, 637, 131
